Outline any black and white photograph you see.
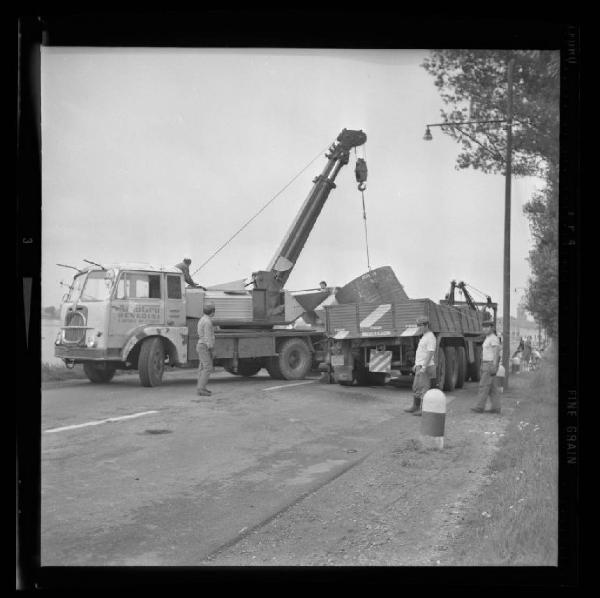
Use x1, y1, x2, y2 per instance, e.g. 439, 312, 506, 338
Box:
17, 13, 579, 588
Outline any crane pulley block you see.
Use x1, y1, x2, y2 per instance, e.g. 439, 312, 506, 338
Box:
355, 157, 368, 191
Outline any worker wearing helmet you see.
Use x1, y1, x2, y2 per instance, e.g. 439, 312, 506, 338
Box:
471, 319, 501, 414
175, 257, 206, 290
406, 315, 436, 416
196, 302, 216, 396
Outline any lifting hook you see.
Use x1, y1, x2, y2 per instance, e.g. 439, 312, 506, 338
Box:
355, 157, 368, 191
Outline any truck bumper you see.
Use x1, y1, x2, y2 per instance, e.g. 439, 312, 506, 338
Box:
55, 346, 122, 362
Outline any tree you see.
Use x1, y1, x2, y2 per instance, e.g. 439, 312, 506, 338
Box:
422, 50, 559, 337
523, 162, 559, 337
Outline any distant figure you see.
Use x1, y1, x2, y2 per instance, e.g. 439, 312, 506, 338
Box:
471, 319, 501, 414
196, 302, 216, 397
531, 348, 541, 370
511, 352, 522, 374
522, 336, 533, 371
175, 258, 206, 290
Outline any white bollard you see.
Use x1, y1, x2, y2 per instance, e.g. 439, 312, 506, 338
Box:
421, 388, 446, 449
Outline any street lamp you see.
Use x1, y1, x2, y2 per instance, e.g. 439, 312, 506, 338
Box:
423, 58, 515, 389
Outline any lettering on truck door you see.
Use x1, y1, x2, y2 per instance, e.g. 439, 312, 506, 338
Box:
108, 271, 165, 350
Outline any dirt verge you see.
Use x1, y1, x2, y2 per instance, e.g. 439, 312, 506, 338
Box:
204, 379, 520, 566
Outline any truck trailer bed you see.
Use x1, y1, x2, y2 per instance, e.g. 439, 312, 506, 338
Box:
324, 298, 485, 339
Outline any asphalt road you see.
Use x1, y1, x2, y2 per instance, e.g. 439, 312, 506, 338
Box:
42, 369, 431, 566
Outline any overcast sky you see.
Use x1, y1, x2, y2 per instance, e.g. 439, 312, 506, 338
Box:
41, 47, 545, 315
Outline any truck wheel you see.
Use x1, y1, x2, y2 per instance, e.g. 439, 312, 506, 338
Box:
353, 364, 370, 386
434, 347, 446, 390
467, 344, 482, 382
236, 360, 263, 377
83, 362, 116, 383
455, 346, 466, 388
443, 346, 458, 391
367, 372, 387, 386
138, 337, 165, 387
265, 357, 285, 380
338, 379, 354, 386
275, 338, 312, 380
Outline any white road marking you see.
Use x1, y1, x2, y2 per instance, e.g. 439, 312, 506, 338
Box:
263, 381, 317, 391
44, 410, 159, 434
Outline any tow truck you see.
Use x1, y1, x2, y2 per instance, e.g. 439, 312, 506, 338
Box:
54, 129, 368, 386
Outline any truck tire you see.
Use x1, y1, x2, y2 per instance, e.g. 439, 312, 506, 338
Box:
138, 337, 165, 387
275, 338, 312, 380
434, 347, 445, 390
83, 362, 116, 383
235, 360, 263, 377
367, 372, 388, 386
467, 344, 482, 382
455, 346, 466, 388
265, 357, 285, 380
353, 364, 370, 386
443, 346, 458, 391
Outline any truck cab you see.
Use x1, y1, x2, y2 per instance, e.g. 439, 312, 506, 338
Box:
55, 264, 189, 383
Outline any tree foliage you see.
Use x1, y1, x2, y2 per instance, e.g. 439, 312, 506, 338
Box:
422, 50, 559, 177
422, 50, 559, 338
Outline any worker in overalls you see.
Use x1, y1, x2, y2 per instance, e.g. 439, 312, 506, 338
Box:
406, 315, 437, 416
471, 319, 501, 414
196, 302, 216, 396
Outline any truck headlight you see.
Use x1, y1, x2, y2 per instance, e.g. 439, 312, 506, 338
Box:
55, 332, 63, 345
87, 339, 97, 348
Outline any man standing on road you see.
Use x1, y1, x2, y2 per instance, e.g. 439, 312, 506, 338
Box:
196, 302, 216, 397
471, 320, 501, 414
405, 315, 436, 416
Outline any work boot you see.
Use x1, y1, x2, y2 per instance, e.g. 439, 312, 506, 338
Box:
404, 397, 419, 413
196, 371, 212, 396
411, 398, 422, 416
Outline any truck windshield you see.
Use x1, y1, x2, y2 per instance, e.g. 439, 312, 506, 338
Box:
79, 270, 116, 302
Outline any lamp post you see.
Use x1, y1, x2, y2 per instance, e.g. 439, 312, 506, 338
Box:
423, 58, 515, 390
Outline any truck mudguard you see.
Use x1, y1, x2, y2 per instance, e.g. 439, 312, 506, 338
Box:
121, 325, 189, 365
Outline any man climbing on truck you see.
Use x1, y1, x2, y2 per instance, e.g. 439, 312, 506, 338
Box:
175, 257, 206, 290
406, 315, 437, 416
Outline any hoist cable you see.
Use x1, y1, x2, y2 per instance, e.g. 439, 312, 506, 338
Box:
191, 140, 334, 277
360, 190, 372, 271
465, 282, 494, 300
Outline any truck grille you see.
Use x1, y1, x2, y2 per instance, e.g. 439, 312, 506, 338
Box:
63, 311, 86, 343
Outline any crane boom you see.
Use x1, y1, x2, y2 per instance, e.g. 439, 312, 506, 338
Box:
255, 129, 367, 290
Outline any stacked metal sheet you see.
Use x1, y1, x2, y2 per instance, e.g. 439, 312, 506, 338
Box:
186, 288, 253, 322
335, 266, 409, 305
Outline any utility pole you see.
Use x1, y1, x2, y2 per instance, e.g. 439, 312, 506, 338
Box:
502, 56, 515, 390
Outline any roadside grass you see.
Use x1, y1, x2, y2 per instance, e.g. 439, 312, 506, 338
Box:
42, 362, 88, 382
41, 362, 137, 383
446, 351, 558, 566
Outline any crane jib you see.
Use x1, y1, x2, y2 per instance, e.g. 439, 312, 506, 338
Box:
265, 129, 367, 288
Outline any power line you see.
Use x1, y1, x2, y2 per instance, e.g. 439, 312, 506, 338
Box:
191, 139, 334, 277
